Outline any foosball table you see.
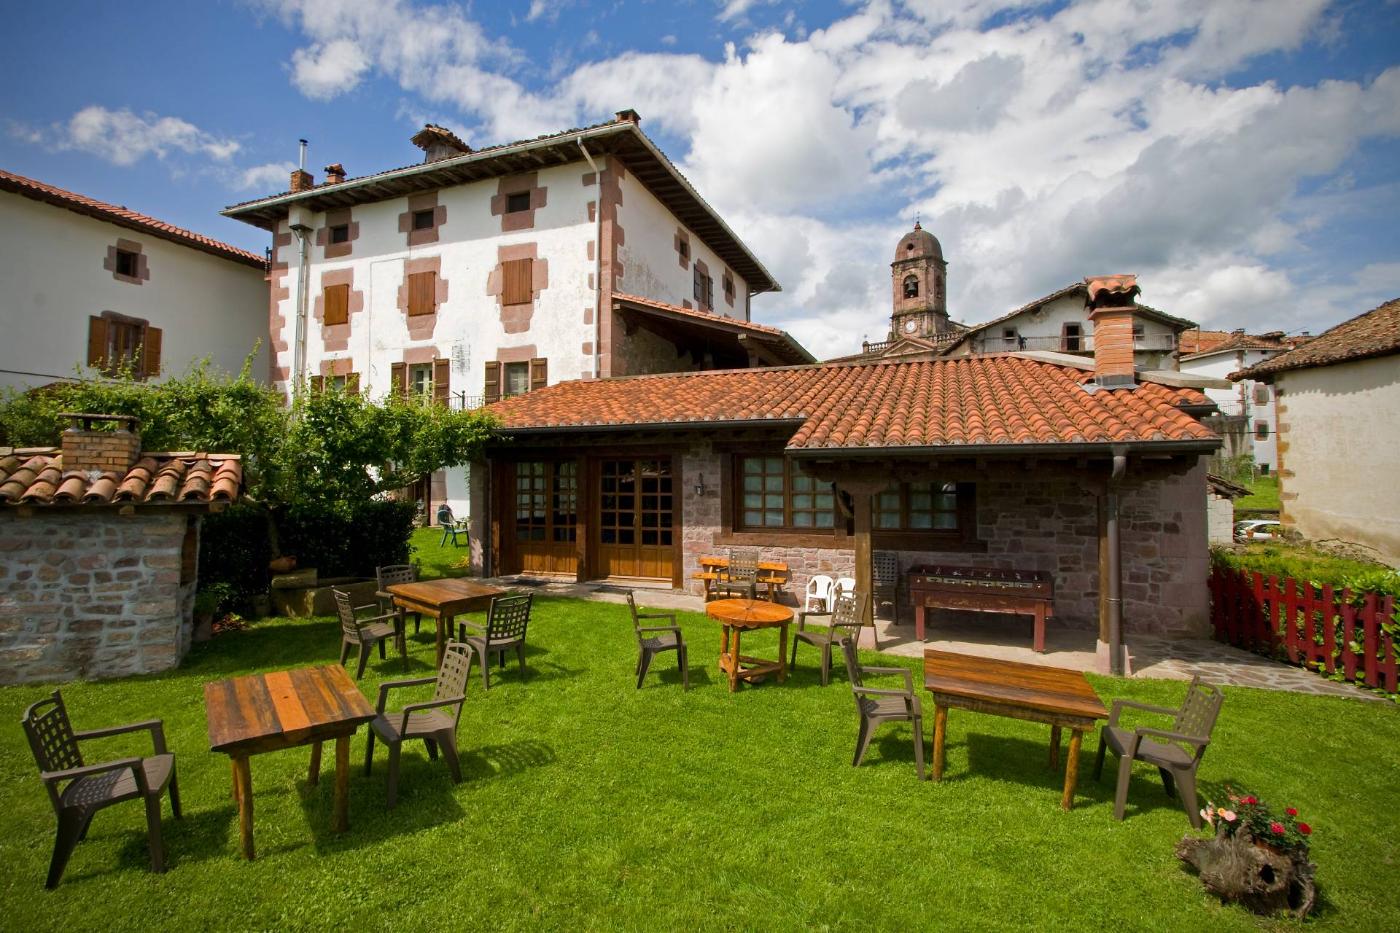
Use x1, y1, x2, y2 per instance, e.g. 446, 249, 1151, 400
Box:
907, 564, 1055, 652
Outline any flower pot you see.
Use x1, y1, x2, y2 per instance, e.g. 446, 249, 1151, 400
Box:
268, 555, 297, 574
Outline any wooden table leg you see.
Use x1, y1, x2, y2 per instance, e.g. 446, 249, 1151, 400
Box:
436, 613, 449, 668
1034, 603, 1046, 653
1049, 726, 1061, 770
1061, 729, 1083, 810
932, 705, 948, 781
230, 758, 240, 802
729, 628, 742, 692
777, 622, 789, 683
308, 740, 323, 786
916, 603, 926, 641
234, 755, 254, 860
332, 735, 350, 833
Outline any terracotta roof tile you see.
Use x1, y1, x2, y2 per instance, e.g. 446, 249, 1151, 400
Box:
0, 451, 242, 507
0, 168, 265, 269
489, 357, 1216, 453
611, 293, 814, 364
1235, 298, 1400, 379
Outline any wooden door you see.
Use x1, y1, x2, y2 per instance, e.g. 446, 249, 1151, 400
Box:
596, 457, 674, 580
508, 461, 578, 575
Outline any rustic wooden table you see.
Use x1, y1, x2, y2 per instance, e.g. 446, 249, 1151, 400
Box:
204, 664, 377, 859
386, 578, 506, 668
694, 556, 789, 602
923, 649, 1108, 810
705, 598, 795, 692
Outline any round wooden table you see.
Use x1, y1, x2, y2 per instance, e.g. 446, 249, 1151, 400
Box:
705, 598, 795, 692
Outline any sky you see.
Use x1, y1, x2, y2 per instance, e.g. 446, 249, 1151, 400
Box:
3, 0, 1399, 359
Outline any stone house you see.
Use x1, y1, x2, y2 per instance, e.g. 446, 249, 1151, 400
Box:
0, 415, 242, 685
473, 277, 1221, 671
221, 111, 810, 526
1235, 297, 1400, 565
0, 168, 268, 394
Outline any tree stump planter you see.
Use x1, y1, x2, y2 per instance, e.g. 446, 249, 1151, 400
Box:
1176, 832, 1317, 919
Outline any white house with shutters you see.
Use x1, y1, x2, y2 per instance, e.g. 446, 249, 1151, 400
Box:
222, 111, 809, 523
0, 169, 268, 394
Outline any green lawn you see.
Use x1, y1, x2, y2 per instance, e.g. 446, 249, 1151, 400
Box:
3, 599, 1398, 931
1236, 475, 1281, 512
407, 525, 473, 579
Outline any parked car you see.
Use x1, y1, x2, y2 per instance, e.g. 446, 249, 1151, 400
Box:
1234, 519, 1283, 542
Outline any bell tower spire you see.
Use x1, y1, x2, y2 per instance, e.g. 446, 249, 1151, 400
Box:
889, 221, 949, 340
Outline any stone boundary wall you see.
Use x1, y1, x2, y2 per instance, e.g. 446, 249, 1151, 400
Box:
0, 512, 198, 685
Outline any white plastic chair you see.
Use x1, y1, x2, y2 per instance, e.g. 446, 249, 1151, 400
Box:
833, 576, 856, 610
805, 575, 835, 613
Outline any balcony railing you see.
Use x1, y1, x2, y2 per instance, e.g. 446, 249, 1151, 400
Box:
971, 333, 1178, 354
861, 331, 962, 355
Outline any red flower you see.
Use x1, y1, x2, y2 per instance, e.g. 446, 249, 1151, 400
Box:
1286, 807, 1298, 817
1242, 795, 1258, 805
1298, 823, 1312, 835
1270, 822, 1285, 834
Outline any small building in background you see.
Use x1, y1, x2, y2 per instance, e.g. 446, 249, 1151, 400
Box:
1206, 473, 1250, 545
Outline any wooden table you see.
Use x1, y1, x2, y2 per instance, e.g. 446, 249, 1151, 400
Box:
694, 556, 789, 602
204, 665, 377, 859
387, 578, 506, 667
923, 649, 1107, 810
908, 565, 1054, 652
705, 598, 795, 692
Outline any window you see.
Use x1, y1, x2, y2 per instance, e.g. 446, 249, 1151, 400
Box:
678, 240, 689, 261
106, 319, 144, 373
1253, 383, 1270, 404
515, 461, 578, 544
1255, 421, 1270, 440
485, 357, 545, 403
329, 224, 350, 244
903, 274, 920, 298
875, 482, 959, 531
323, 283, 349, 325
502, 258, 533, 305
503, 361, 530, 397
505, 191, 531, 213
737, 456, 835, 531
114, 249, 139, 278
1062, 322, 1083, 352
411, 209, 435, 231
407, 271, 436, 316
723, 271, 736, 305
693, 266, 714, 310
1002, 327, 1018, 349
87, 314, 161, 379
408, 362, 434, 397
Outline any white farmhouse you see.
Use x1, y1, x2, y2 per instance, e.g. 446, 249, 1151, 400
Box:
0, 169, 268, 392
222, 111, 809, 522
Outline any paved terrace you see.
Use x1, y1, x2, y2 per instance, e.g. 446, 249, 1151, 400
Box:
484, 576, 1378, 700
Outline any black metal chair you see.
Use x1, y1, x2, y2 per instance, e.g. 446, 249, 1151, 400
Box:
713, 548, 760, 601
791, 591, 864, 686
839, 638, 925, 779
333, 588, 405, 679
21, 690, 182, 888
366, 642, 472, 808
460, 593, 533, 689
626, 590, 688, 690
376, 563, 422, 635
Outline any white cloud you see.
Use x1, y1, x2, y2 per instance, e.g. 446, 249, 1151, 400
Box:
291, 38, 370, 99
526, 0, 571, 24
24, 106, 241, 167
234, 161, 296, 191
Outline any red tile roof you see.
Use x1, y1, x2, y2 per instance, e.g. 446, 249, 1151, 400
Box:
1235, 298, 1400, 379
1179, 329, 1308, 361
0, 450, 242, 507
0, 169, 265, 269
489, 356, 1217, 454
612, 293, 814, 364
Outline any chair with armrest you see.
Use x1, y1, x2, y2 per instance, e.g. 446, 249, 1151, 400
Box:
839, 638, 925, 779
791, 591, 864, 686
713, 549, 760, 601
365, 642, 471, 808
376, 563, 423, 635
459, 593, 533, 690
334, 588, 405, 679
804, 574, 836, 612
437, 504, 470, 547
626, 590, 688, 690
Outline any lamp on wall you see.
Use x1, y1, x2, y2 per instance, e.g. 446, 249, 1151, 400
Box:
693, 474, 706, 497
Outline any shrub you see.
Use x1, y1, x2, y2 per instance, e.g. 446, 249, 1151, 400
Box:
277, 499, 417, 579
199, 504, 273, 605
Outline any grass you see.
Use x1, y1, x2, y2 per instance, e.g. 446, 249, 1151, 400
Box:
1212, 542, 1396, 589
4, 599, 1400, 931
1236, 475, 1281, 512
407, 525, 473, 579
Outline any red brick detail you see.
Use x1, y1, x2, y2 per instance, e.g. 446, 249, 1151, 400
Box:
317, 356, 356, 377
1089, 307, 1136, 382
723, 268, 735, 308
675, 228, 690, 270
397, 256, 447, 340
268, 227, 293, 386
397, 190, 447, 247
103, 238, 150, 285
490, 173, 547, 233
597, 159, 625, 376
486, 243, 548, 335
494, 344, 540, 365
315, 208, 359, 260
312, 268, 363, 352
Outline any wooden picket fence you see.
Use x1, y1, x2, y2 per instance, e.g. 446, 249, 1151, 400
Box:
1209, 565, 1398, 692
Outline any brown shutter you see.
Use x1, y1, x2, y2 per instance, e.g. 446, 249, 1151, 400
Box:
309, 375, 325, 394
529, 357, 547, 392
433, 357, 450, 407
390, 361, 407, 397
407, 272, 435, 316
142, 326, 162, 378
345, 372, 360, 395
484, 361, 500, 404
502, 258, 533, 305
87, 315, 109, 369
323, 283, 349, 325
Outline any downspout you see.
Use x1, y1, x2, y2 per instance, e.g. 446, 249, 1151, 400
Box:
578, 137, 603, 378
1107, 449, 1128, 675
289, 138, 312, 397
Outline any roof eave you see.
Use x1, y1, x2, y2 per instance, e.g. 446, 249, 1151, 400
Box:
786, 438, 1221, 459
491, 417, 806, 436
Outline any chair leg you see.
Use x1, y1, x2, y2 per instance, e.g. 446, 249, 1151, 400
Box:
378, 638, 387, 660
1158, 767, 1177, 798
364, 730, 376, 776
819, 642, 831, 687
144, 792, 166, 873
481, 649, 492, 691
441, 732, 462, 783
47, 809, 85, 889
1113, 753, 1134, 821
790, 636, 799, 670
339, 639, 352, 667
853, 717, 875, 768
1093, 730, 1107, 780
77, 809, 96, 842
913, 714, 926, 780
1178, 770, 1202, 829
516, 643, 526, 680
356, 643, 372, 680
637, 649, 653, 688
414, 613, 422, 636
168, 762, 183, 819
424, 739, 439, 760
386, 743, 401, 809
679, 645, 689, 691
398, 629, 408, 672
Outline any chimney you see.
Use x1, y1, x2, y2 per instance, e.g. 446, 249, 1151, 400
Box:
60, 413, 141, 475
410, 124, 472, 163
614, 108, 641, 125
322, 163, 346, 185
289, 137, 313, 192
1084, 274, 1140, 388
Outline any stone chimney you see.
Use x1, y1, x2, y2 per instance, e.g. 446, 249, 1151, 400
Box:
289, 168, 314, 192
614, 109, 641, 125
323, 163, 346, 185
410, 124, 472, 163
1085, 274, 1141, 388
60, 413, 141, 474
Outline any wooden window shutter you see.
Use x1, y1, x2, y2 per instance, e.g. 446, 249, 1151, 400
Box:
502, 258, 533, 305
433, 357, 451, 407
390, 361, 407, 397
141, 326, 162, 378
323, 283, 349, 325
407, 271, 435, 316
87, 315, 109, 369
309, 375, 325, 394
484, 361, 501, 404
345, 372, 360, 395
529, 357, 547, 392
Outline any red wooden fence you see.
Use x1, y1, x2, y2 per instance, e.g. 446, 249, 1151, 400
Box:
1209, 565, 1398, 693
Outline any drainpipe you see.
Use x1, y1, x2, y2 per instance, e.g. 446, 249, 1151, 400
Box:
578, 137, 603, 379
289, 138, 312, 396
1106, 449, 1128, 675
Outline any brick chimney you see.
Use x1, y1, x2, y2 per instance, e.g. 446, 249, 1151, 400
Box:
323, 163, 346, 185
410, 124, 472, 163
614, 108, 641, 125
60, 413, 141, 474
289, 168, 314, 192
1085, 274, 1140, 388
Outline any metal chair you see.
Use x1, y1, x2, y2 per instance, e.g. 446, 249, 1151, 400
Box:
365, 642, 472, 808
804, 574, 836, 612
791, 591, 865, 686
626, 590, 688, 690
460, 593, 533, 689
437, 504, 469, 547
1093, 676, 1224, 828
333, 588, 405, 679
713, 548, 760, 601
376, 563, 422, 635
839, 638, 925, 779
21, 690, 182, 888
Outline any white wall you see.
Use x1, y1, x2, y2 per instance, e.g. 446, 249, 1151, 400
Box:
1275, 356, 1400, 565
960, 293, 1179, 368
1208, 493, 1235, 544
0, 191, 267, 392
1179, 347, 1281, 470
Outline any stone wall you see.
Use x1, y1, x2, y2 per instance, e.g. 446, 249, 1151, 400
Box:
0, 511, 199, 685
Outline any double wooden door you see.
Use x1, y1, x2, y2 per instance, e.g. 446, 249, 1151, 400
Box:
596, 457, 674, 581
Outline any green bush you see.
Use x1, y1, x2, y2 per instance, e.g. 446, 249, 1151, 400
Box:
1211, 544, 1400, 604
277, 499, 417, 579
198, 504, 273, 605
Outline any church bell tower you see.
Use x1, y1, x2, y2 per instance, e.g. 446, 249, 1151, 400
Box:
889, 221, 949, 340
